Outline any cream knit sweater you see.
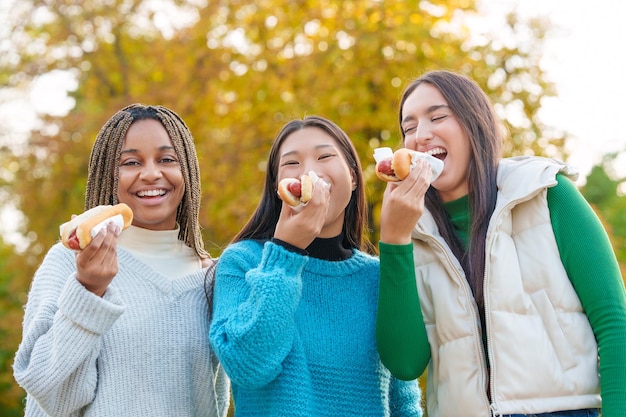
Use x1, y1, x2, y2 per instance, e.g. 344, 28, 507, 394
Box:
14, 226, 229, 416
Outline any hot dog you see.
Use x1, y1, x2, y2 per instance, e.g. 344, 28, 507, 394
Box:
60, 203, 133, 250
277, 171, 320, 208
374, 147, 444, 183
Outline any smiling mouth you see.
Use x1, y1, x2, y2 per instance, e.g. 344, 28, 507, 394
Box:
426, 148, 447, 161
136, 189, 167, 197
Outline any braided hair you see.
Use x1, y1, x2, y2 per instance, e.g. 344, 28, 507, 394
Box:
84, 103, 209, 259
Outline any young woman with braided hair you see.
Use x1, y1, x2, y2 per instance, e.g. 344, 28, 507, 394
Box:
14, 104, 230, 417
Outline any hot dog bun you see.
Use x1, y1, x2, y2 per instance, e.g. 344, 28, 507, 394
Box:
392, 148, 414, 180
277, 171, 317, 208
374, 147, 444, 183
60, 203, 133, 250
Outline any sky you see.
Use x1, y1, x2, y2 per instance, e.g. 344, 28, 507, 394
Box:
1, 0, 625, 246
474, 0, 626, 180
2, 0, 625, 178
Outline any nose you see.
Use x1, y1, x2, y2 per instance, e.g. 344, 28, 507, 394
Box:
416, 122, 434, 143
302, 159, 319, 177
405, 123, 433, 150
139, 161, 162, 181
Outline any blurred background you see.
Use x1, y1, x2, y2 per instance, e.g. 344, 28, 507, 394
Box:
1, 0, 624, 415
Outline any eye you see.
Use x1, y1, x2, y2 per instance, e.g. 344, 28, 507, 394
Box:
432, 114, 447, 122
403, 125, 417, 135
160, 156, 178, 163
318, 153, 336, 160
280, 160, 299, 167
120, 159, 140, 166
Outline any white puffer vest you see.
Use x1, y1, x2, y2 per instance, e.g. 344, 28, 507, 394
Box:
411, 157, 601, 417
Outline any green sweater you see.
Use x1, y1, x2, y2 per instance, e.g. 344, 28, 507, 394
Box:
377, 174, 626, 416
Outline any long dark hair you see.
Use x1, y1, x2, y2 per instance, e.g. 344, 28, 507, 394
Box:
399, 70, 502, 309
233, 115, 375, 254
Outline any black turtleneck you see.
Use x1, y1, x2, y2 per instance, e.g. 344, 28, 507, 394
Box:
271, 234, 353, 261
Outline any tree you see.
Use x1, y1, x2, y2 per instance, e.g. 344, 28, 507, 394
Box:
0, 238, 26, 417
581, 152, 626, 279
1, 0, 562, 411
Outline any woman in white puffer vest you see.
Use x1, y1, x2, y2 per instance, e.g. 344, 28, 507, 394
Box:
376, 70, 626, 417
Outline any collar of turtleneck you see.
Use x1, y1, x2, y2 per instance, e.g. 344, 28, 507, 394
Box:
306, 234, 353, 261
117, 225, 202, 279
118, 225, 181, 253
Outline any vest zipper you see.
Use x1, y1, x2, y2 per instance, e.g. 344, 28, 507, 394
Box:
484, 254, 500, 414
484, 208, 499, 415
490, 403, 502, 417
483, 198, 524, 414
417, 231, 492, 413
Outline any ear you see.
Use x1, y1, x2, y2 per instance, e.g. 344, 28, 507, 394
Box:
350, 169, 357, 191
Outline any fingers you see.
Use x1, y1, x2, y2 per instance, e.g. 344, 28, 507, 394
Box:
274, 179, 331, 249
309, 178, 331, 208
383, 179, 400, 198
91, 222, 120, 265
75, 222, 121, 296
396, 159, 431, 197
380, 160, 430, 244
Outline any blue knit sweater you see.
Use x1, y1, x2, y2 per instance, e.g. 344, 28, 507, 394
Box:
209, 240, 422, 417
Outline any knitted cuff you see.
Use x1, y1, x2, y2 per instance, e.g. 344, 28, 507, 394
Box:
58, 274, 125, 334
259, 240, 308, 273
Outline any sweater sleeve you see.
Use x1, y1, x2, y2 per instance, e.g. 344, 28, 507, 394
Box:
388, 376, 424, 416
548, 174, 626, 416
376, 242, 431, 381
12, 243, 125, 416
209, 240, 307, 388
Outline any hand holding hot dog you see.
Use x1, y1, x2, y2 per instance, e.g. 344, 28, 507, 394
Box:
380, 159, 431, 244
74, 221, 122, 296
59, 203, 133, 295
275, 171, 331, 249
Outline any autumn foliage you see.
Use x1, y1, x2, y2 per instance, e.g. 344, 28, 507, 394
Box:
1, 0, 611, 414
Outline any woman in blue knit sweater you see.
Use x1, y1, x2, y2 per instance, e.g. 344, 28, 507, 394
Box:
209, 116, 422, 417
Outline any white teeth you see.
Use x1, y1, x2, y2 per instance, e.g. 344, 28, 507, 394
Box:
426, 148, 446, 156
137, 189, 166, 197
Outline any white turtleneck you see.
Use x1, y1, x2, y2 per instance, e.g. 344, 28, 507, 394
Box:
117, 225, 203, 279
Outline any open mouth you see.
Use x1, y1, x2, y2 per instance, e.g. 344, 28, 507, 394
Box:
426, 148, 447, 161
136, 189, 167, 197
